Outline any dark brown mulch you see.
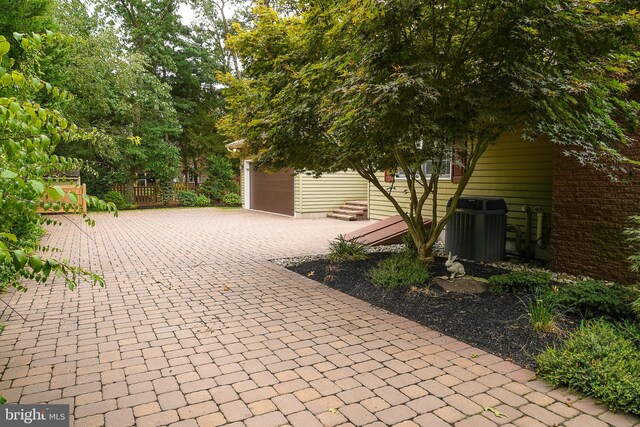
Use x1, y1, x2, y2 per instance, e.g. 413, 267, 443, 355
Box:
287, 252, 575, 370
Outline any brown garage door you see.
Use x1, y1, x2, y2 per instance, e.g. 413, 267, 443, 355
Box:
250, 167, 295, 216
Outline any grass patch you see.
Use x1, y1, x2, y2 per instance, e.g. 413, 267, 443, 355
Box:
369, 252, 430, 289
328, 235, 368, 263
489, 271, 552, 293
537, 319, 640, 415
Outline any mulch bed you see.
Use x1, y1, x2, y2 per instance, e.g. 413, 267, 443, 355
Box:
287, 252, 576, 370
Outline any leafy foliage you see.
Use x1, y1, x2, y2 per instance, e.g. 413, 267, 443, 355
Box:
488, 272, 552, 294
200, 155, 239, 202
369, 252, 430, 289
103, 191, 130, 210
554, 280, 636, 320
177, 190, 199, 207
91, 0, 227, 190
220, 1, 640, 260
195, 194, 211, 207
0, 33, 114, 290
222, 192, 241, 206
177, 190, 211, 207
328, 235, 368, 264
537, 319, 640, 415
632, 297, 640, 321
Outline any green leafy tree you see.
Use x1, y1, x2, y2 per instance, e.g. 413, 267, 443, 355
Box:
0, 33, 115, 291
221, 1, 640, 261
94, 0, 227, 192
0, 0, 56, 59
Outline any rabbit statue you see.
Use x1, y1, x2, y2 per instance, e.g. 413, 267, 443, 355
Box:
445, 253, 465, 279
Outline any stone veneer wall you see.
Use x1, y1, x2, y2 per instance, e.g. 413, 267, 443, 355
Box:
551, 143, 640, 284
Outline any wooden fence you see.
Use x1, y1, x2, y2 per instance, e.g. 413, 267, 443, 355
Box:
37, 183, 87, 214
111, 183, 198, 207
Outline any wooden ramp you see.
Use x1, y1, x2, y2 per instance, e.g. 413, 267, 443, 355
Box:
344, 215, 432, 246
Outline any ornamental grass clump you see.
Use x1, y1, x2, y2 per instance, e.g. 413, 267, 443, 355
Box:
537, 319, 640, 415
369, 252, 430, 289
526, 288, 560, 333
328, 235, 368, 263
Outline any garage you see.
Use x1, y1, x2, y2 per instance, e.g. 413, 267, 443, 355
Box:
248, 165, 295, 216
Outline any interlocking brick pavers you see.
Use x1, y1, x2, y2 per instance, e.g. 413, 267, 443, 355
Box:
0, 208, 638, 426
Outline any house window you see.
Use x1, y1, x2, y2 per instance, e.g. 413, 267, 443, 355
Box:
187, 171, 198, 183
394, 158, 452, 180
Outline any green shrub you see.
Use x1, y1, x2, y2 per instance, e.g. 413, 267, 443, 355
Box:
401, 234, 418, 257
201, 156, 239, 202
632, 297, 640, 320
369, 252, 430, 289
222, 193, 241, 205
488, 271, 552, 293
194, 195, 211, 207
537, 319, 640, 415
177, 190, 199, 206
103, 191, 129, 210
328, 235, 368, 263
527, 288, 560, 333
554, 280, 635, 320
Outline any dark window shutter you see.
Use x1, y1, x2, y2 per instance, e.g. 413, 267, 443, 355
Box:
451, 150, 466, 183
384, 170, 395, 182
451, 164, 464, 183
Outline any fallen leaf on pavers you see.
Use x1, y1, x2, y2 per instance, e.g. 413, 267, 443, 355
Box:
328, 408, 339, 414
307, 271, 315, 276
483, 406, 507, 418
470, 354, 479, 358
223, 285, 230, 291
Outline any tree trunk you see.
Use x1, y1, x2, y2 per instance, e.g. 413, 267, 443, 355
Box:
125, 180, 135, 204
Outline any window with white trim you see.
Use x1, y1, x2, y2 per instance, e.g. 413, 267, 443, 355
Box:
394, 158, 452, 180
187, 171, 198, 183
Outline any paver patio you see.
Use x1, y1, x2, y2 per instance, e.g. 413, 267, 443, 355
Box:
0, 208, 638, 427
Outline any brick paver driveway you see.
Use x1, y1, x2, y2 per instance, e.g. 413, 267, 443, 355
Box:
0, 208, 638, 427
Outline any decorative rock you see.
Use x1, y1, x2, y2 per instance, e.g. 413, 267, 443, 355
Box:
433, 277, 490, 294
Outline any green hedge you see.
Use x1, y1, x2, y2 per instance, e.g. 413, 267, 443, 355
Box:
488, 271, 552, 293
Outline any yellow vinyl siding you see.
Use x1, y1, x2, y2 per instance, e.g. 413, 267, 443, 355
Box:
240, 162, 246, 208
296, 170, 369, 214
369, 133, 553, 245
295, 174, 302, 213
